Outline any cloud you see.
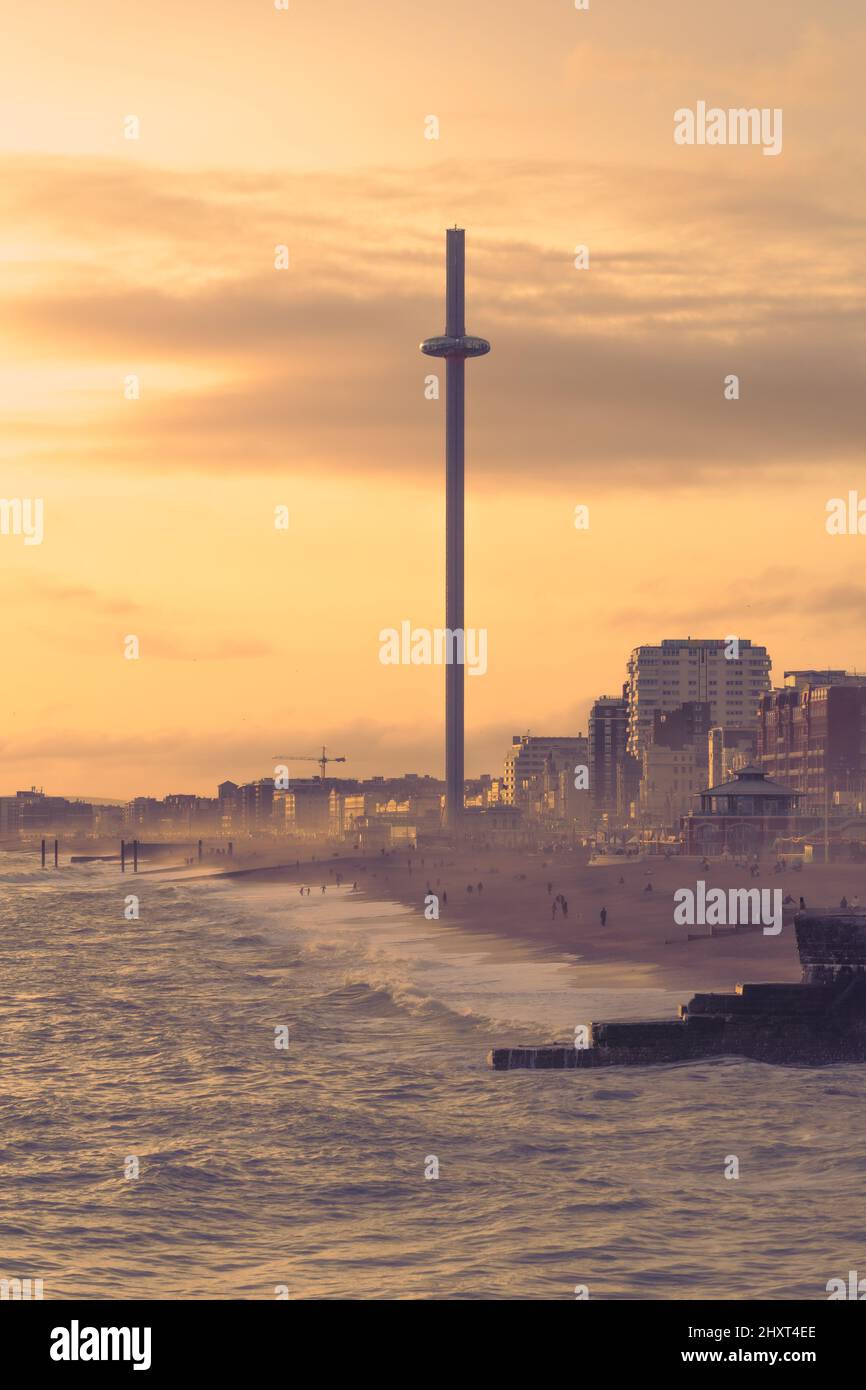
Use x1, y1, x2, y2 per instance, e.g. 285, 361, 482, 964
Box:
3, 150, 865, 488
607, 569, 866, 632
11, 577, 142, 616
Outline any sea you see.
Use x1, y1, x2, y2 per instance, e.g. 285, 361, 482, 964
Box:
1, 850, 863, 1300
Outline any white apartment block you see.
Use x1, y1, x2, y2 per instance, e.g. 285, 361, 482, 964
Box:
627, 639, 771, 759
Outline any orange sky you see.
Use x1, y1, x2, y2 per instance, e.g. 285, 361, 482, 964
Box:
2, 0, 866, 795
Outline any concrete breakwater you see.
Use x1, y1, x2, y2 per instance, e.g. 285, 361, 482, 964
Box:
488, 912, 866, 1070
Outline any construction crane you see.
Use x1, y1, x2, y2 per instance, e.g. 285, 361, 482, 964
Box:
272, 745, 347, 783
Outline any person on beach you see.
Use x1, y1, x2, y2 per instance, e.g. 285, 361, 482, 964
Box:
852, 895, 861, 910
600, 907, 607, 927
552, 900, 558, 919
799, 896, 806, 910
547, 882, 552, 894
644, 882, 652, 893
442, 890, 447, 906
561, 898, 568, 919
840, 896, 849, 909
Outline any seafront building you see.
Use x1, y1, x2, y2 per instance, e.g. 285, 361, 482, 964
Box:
0, 788, 96, 835
639, 743, 700, 827
125, 794, 219, 835
682, 764, 802, 856
708, 725, 756, 788
638, 703, 712, 828
329, 776, 445, 845
502, 734, 588, 808
757, 671, 866, 817
587, 691, 629, 816
626, 638, 771, 760
274, 781, 331, 836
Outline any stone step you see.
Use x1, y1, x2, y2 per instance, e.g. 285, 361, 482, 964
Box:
686, 992, 745, 1015
487, 1046, 591, 1070
686, 984, 834, 1016
589, 1019, 687, 1048
734, 982, 836, 1012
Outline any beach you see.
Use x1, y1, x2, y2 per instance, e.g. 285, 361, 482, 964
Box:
214, 847, 866, 1009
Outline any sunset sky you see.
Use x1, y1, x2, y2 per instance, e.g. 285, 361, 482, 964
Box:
2, 0, 865, 796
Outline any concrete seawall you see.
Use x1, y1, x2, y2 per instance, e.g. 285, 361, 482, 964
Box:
489, 912, 866, 1070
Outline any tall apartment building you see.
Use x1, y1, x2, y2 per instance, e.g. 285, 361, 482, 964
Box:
217, 780, 239, 835
503, 735, 588, 807
588, 691, 630, 813
626, 638, 771, 759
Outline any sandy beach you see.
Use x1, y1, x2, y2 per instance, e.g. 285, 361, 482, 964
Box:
209, 846, 866, 1007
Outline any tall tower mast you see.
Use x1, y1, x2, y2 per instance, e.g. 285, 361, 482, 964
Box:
421, 229, 490, 834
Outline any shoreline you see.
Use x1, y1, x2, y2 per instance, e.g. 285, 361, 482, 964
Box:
181, 846, 866, 1002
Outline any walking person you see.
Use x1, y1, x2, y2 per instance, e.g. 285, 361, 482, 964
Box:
600, 906, 607, 927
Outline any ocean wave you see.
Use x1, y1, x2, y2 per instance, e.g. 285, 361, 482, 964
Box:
323, 975, 492, 1030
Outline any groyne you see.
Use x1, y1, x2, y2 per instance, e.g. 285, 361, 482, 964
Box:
488, 912, 866, 1069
